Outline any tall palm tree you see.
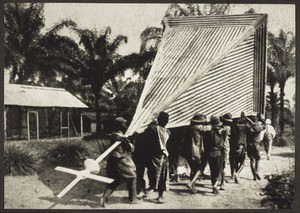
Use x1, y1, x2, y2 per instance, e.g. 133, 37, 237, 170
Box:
266, 65, 278, 127
4, 3, 47, 83
268, 30, 296, 135
42, 25, 156, 135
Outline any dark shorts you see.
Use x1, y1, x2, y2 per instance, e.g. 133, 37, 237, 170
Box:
247, 142, 261, 160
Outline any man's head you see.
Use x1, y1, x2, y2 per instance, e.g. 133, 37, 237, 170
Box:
220, 113, 233, 123
191, 113, 206, 125
157, 111, 169, 127
266, 118, 272, 125
114, 117, 128, 133
210, 115, 223, 127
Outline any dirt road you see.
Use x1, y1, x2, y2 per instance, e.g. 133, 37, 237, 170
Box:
4, 145, 294, 209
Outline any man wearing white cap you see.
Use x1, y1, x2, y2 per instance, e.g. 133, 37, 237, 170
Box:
262, 119, 276, 160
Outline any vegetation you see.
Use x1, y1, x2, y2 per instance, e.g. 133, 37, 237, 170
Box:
267, 31, 295, 135
4, 143, 43, 176
4, 3, 295, 138
262, 166, 295, 209
47, 140, 92, 167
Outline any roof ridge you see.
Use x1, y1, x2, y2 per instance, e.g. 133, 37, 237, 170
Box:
7, 84, 66, 91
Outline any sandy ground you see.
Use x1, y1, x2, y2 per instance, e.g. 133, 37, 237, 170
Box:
4, 145, 295, 209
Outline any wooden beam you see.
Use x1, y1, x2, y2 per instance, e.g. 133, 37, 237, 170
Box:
4, 108, 8, 141
27, 111, 30, 141
80, 113, 83, 137
95, 141, 121, 163
60, 110, 62, 138
67, 110, 70, 138
36, 111, 39, 141
55, 166, 114, 198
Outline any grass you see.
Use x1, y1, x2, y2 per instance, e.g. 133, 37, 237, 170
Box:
47, 140, 93, 167
4, 143, 43, 176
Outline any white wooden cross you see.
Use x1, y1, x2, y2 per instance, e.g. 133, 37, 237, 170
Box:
55, 141, 121, 198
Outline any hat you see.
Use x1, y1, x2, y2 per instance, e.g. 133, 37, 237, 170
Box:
210, 115, 223, 127
115, 117, 127, 124
265, 118, 271, 125
221, 113, 233, 122
191, 113, 206, 123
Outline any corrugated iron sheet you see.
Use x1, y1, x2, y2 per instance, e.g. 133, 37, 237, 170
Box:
4, 84, 88, 108
127, 14, 267, 135
167, 14, 265, 28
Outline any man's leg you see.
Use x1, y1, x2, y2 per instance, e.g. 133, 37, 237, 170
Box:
254, 143, 261, 180
249, 157, 257, 180
229, 152, 235, 178
100, 178, 121, 207
208, 155, 221, 194
199, 152, 208, 176
268, 136, 273, 159
219, 160, 225, 190
127, 177, 140, 204
136, 163, 147, 198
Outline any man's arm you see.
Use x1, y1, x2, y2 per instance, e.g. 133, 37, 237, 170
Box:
196, 124, 212, 132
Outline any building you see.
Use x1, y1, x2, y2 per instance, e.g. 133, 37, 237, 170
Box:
4, 84, 88, 141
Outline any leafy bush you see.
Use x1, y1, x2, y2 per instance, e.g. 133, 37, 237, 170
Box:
274, 136, 289, 146
47, 140, 92, 167
262, 166, 295, 209
82, 133, 101, 141
4, 143, 43, 176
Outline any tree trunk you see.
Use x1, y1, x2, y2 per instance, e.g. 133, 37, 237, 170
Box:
279, 82, 285, 136
269, 87, 277, 128
94, 91, 102, 136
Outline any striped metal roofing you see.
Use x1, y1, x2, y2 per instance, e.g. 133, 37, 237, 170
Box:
127, 14, 267, 135
5, 84, 88, 108
167, 14, 266, 28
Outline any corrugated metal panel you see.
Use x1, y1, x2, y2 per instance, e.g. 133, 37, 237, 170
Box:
166, 36, 254, 128
4, 84, 88, 108
253, 22, 267, 114
127, 14, 267, 135
142, 26, 247, 109
167, 14, 265, 28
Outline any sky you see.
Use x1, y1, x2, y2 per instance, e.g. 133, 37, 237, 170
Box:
5, 3, 296, 104
42, 3, 296, 55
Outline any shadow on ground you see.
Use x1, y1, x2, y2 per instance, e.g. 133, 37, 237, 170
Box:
37, 163, 130, 208
271, 152, 294, 158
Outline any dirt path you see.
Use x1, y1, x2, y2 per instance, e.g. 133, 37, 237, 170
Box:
4, 145, 294, 209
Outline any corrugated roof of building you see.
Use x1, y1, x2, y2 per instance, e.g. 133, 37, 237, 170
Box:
5, 84, 88, 108
127, 14, 267, 135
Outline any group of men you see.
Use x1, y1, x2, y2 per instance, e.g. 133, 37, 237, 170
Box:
99, 111, 276, 207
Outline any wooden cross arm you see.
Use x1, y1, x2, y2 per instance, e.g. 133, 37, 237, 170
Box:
95, 141, 121, 163
55, 166, 78, 175
54, 166, 114, 198
55, 166, 114, 183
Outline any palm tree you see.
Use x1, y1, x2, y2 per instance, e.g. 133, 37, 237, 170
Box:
42, 25, 156, 135
266, 65, 278, 127
268, 30, 296, 135
4, 3, 47, 84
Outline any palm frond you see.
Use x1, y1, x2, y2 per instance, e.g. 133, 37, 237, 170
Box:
45, 19, 77, 36
107, 35, 128, 56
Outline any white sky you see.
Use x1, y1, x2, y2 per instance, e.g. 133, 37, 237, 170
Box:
43, 3, 296, 55
5, 3, 296, 103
